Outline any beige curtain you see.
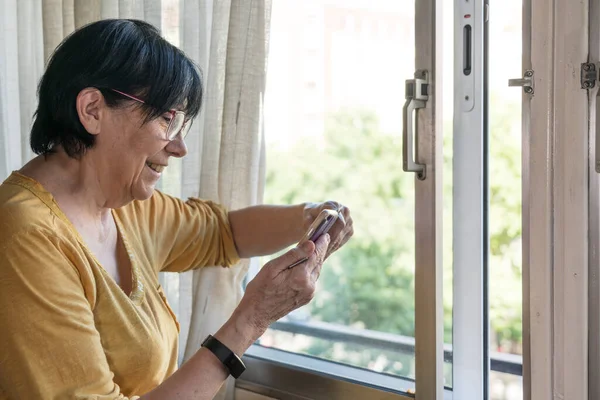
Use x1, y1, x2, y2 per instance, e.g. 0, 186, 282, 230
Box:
178, 1, 270, 398
0, 0, 41, 179
0, 1, 271, 398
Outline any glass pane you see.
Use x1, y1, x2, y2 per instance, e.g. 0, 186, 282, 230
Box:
442, 0, 454, 389
254, 0, 451, 388
490, 371, 524, 400
489, 0, 524, 398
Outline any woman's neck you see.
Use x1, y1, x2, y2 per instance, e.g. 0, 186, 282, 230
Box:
19, 150, 114, 223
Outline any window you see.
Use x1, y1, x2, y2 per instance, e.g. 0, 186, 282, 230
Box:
250, 0, 525, 398
254, 0, 444, 393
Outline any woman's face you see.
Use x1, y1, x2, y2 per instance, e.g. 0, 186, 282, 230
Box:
84, 90, 188, 205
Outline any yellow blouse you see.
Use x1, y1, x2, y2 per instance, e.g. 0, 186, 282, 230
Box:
0, 172, 240, 399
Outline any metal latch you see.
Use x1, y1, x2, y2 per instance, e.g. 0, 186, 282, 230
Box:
582, 63, 598, 89
508, 70, 534, 94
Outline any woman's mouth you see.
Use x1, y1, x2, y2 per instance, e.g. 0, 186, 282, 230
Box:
146, 162, 165, 173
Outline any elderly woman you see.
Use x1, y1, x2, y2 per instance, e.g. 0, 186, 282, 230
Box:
0, 19, 353, 400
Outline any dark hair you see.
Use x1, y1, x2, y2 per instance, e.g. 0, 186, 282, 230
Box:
30, 19, 203, 158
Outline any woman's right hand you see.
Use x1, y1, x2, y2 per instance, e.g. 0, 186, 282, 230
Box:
143, 234, 330, 400
236, 233, 330, 336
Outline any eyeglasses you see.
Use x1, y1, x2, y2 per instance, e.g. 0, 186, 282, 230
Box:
110, 89, 191, 141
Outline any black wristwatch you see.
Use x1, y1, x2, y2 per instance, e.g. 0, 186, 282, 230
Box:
201, 334, 246, 378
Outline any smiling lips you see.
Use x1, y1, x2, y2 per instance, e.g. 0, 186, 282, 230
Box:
146, 162, 166, 173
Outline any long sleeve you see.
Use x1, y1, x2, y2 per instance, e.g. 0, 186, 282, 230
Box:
0, 229, 139, 400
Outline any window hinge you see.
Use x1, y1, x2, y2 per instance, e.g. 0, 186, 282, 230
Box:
581, 62, 598, 89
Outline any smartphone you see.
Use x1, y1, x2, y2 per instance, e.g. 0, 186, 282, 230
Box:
298, 209, 339, 244
287, 209, 339, 269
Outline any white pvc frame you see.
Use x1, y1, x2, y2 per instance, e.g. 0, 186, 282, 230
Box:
452, 0, 487, 398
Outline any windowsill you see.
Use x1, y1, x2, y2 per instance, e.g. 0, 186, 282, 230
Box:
241, 345, 454, 400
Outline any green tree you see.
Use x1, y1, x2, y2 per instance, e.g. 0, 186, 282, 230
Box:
488, 98, 523, 354
265, 110, 419, 338
264, 101, 523, 367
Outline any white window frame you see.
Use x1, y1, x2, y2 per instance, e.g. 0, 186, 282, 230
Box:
451, 0, 488, 397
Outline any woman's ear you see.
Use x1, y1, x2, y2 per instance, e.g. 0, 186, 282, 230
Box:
76, 88, 105, 136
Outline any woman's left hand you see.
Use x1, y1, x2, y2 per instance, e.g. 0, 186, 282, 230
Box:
303, 201, 354, 258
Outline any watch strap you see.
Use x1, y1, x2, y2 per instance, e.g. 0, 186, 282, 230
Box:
201, 334, 246, 379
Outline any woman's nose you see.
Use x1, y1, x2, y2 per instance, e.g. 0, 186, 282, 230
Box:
165, 134, 188, 158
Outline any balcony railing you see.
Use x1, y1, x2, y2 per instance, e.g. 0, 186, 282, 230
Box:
269, 318, 522, 376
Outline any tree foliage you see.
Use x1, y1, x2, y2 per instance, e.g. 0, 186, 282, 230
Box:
264, 102, 522, 357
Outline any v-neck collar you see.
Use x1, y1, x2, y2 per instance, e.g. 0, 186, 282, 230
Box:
5, 171, 146, 305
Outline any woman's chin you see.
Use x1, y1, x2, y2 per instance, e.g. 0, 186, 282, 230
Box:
132, 182, 156, 202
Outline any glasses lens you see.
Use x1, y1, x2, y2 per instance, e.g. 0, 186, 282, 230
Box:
167, 112, 186, 140
180, 119, 192, 140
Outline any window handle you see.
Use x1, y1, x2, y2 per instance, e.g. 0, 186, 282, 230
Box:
403, 70, 429, 180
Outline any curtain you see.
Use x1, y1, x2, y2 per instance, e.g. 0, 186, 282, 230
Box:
0, 0, 41, 179
0, 1, 271, 398
177, 1, 270, 398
